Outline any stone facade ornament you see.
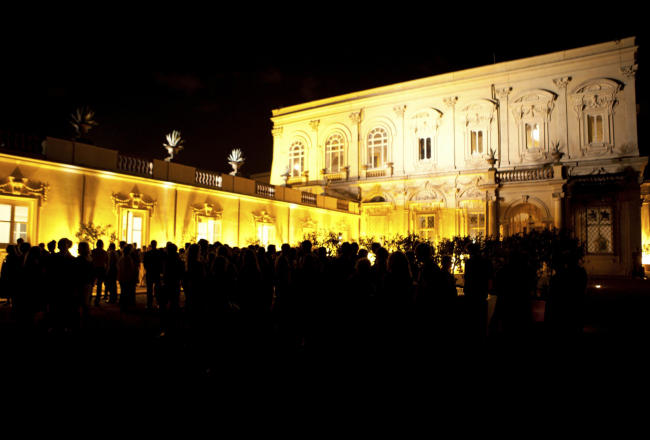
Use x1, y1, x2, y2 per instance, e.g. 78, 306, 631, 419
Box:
0, 167, 49, 205
252, 211, 275, 224
393, 105, 406, 117
272, 126, 283, 137
443, 97, 457, 108
349, 111, 363, 124
191, 199, 222, 220
496, 87, 512, 98
111, 184, 156, 216
553, 77, 571, 90
70, 107, 98, 141
621, 65, 638, 79
163, 130, 184, 162
310, 120, 320, 131
228, 149, 246, 175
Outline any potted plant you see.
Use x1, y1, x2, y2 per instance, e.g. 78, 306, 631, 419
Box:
228, 149, 245, 175
550, 142, 564, 163
71, 107, 98, 140
486, 148, 497, 168
163, 130, 185, 162
319, 177, 330, 195
280, 165, 291, 186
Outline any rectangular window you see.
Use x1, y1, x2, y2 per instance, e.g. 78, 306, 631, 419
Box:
419, 138, 432, 160
417, 214, 435, 240
198, 217, 222, 243
584, 206, 613, 254
588, 115, 604, 143
0, 203, 29, 245
526, 123, 540, 149
471, 130, 483, 154
257, 224, 275, 247
121, 210, 146, 247
468, 212, 485, 239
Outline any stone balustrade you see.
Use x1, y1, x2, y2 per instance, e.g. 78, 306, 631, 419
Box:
195, 169, 222, 188
301, 192, 317, 205
117, 153, 153, 176
337, 199, 349, 211
256, 182, 275, 198
496, 167, 554, 183
367, 169, 386, 178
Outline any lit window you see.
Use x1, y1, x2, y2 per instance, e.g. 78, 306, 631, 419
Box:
121, 210, 146, 248
289, 141, 305, 177
468, 212, 485, 239
526, 123, 540, 149
419, 137, 432, 160
470, 130, 483, 155
584, 206, 613, 254
587, 115, 604, 143
325, 134, 344, 173
257, 224, 275, 247
368, 128, 388, 168
0, 204, 29, 244
197, 217, 222, 243
417, 214, 435, 240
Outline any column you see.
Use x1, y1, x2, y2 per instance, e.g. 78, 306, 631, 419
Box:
553, 77, 571, 158
553, 192, 565, 229
349, 110, 362, 180
485, 188, 498, 239
309, 119, 319, 182
393, 105, 406, 175
496, 87, 511, 166
621, 65, 639, 148
443, 97, 457, 169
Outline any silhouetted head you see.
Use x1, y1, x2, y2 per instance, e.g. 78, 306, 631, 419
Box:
388, 251, 411, 278
96, 239, 104, 249
166, 242, 178, 254
78, 242, 90, 256
415, 243, 431, 263
466, 242, 480, 257
123, 244, 133, 256
47, 240, 56, 253
302, 240, 312, 254
150, 240, 157, 249
108, 242, 116, 251
355, 257, 371, 275
58, 238, 69, 252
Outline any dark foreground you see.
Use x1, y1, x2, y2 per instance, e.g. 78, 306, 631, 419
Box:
1, 277, 649, 395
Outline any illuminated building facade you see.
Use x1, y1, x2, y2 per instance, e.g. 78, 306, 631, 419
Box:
0, 137, 360, 257
270, 37, 649, 275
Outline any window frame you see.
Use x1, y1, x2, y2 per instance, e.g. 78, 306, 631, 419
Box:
0, 196, 36, 247
367, 127, 388, 169
325, 134, 345, 173
289, 141, 305, 177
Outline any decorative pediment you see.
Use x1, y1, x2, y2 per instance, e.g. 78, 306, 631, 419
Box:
301, 217, 318, 228
252, 211, 275, 224
0, 167, 49, 205
333, 221, 348, 232
509, 90, 556, 123
408, 108, 443, 134
192, 198, 222, 220
459, 99, 497, 126
570, 78, 620, 116
111, 184, 156, 216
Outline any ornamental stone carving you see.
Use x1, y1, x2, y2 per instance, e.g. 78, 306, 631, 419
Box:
621, 65, 638, 79
393, 105, 406, 117
111, 185, 156, 216
496, 87, 512, 99
0, 167, 49, 205
272, 126, 283, 137
309, 120, 320, 131
349, 111, 363, 124
553, 77, 571, 90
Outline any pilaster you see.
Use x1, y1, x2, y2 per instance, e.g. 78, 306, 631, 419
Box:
621, 65, 639, 148
553, 77, 571, 159
496, 87, 511, 166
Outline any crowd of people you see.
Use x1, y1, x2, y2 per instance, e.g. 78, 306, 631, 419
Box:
0, 236, 588, 369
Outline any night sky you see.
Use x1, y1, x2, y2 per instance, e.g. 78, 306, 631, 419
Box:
2, 15, 647, 176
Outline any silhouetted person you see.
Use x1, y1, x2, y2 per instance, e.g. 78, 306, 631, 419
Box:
91, 239, 108, 305
463, 242, 494, 345
117, 245, 137, 312
159, 242, 184, 335
75, 242, 94, 326
49, 238, 76, 332
1, 245, 20, 307
144, 240, 164, 309
105, 242, 119, 303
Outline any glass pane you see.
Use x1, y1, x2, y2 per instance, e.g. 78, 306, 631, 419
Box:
14, 206, 28, 223
0, 222, 10, 243
471, 131, 477, 153
127, 211, 133, 243
122, 213, 128, 241
133, 216, 142, 231
132, 231, 142, 248
15, 223, 27, 242
596, 116, 603, 142
478, 131, 483, 153
0, 205, 11, 222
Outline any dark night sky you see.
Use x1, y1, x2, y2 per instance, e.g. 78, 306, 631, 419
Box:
2, 13, 647, 176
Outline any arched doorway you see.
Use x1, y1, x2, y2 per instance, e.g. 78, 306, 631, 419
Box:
508, 203, 543, 235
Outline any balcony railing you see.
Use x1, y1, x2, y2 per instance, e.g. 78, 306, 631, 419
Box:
0, 131, 42, 156
117, 153, 153, 176
301, 192, 317, 205
256, 182, 275, 198
337, 199, 349, 211
367, 169, 386, 178
195, 169, 222, 188
496, 167, 553, 183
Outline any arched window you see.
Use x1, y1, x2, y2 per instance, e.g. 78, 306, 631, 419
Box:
289, 141, 305, 177
368, 127, 388, 168
325, 134, 344, 173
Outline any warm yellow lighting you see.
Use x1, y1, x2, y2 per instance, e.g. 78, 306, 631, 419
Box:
294, 164, 301, 171
595, 285, 601, 288
643, 252, 650, 265
532, 125, 540, 142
